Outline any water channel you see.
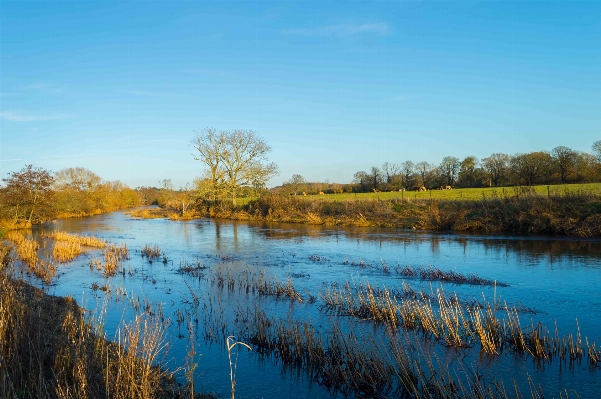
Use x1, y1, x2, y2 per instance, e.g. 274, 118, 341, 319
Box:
17, 210, 601, 398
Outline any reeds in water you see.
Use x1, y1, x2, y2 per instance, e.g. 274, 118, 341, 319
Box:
43, 230, 107, 248
397, 264, 508, 286
141, 243, 163, 263
53, 240, 86, 263
103, 244, 129, 276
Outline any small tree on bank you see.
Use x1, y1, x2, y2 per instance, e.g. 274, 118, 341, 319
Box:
1, 164, 55, 225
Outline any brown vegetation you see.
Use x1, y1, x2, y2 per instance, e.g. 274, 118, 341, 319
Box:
0, 263, 193, 398
188, 191, 601, 236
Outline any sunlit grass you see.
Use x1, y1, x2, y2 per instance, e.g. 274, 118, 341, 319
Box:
299, 182, 601, 202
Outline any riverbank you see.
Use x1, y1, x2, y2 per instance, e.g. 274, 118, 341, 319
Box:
0, 244, 212, 399
132, 192, 601, 237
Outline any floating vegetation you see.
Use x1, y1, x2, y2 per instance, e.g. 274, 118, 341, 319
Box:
396, 264, 508, 287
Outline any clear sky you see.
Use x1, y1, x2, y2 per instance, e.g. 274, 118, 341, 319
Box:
1, 1, 600, 188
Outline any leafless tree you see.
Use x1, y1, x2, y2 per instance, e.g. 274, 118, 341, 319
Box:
482, 153, 510, 187
400, 161, 415, 189
593, 140, 601, 161
439, 156, 460, 186
415, 162, 434, 188
192, 128, 278, 205
510, 152, 553, 186
551, 146, 578, 183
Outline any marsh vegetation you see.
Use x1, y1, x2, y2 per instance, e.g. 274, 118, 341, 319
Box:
1, 213, 599, 398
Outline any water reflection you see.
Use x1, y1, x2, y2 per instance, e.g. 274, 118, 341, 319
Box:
245, 221, 601, 266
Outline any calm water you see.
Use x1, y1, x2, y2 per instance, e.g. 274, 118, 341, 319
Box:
19, 210, 601, 398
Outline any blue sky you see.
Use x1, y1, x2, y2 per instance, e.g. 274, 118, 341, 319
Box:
1, 1, 600, 188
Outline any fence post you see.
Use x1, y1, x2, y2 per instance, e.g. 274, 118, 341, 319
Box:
547, 185, 550, 198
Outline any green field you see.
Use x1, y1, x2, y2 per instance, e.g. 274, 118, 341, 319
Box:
298, 183, 601, 202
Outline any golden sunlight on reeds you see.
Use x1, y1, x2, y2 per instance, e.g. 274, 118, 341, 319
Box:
43, 230, 107, 248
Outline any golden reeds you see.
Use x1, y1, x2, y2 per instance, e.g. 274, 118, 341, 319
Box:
43, 230, 107, 248
53, 240, 86, 263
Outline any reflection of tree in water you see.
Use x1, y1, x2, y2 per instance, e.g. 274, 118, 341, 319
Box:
242, 221, 601, 265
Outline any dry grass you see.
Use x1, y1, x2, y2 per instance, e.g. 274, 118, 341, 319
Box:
191, 189, 601, 236
43, 231, 107, 249
142, 243, 163, 263
318, 279, 598, 365
4, 232, 59, 283
227, 305, 572, 399
0, 265, 190, 398
103, 244, 130, 276
53, 240, 86, 263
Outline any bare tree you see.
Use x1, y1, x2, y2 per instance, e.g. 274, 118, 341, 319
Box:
400, 161, 415, 189
592, 140, 601, 161
482, 153, 510, 187
381, 162, 401, 190
192, 128, 227, 201
192, 129, 278, 205
415, 162, 434, 188
457, 156, 478, 187
551, 146, 578, 183
439, 156, 460, 186
510, 152, 553, 186
353, 171, 369, 192
370, 166, 382, 191
287, 174, 307, 195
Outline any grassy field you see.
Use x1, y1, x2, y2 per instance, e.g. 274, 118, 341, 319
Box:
298, 182, 601, 202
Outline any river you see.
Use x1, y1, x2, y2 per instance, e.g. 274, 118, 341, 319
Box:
19, 210, 601, 398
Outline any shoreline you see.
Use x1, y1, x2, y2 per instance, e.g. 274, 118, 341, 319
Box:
128, 193, 601, 237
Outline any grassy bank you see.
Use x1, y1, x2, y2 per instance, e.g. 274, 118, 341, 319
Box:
0, 243, 209, 399
190, 190, 601, 237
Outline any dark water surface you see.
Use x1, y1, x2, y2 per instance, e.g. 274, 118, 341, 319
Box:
21, 211, 601, 398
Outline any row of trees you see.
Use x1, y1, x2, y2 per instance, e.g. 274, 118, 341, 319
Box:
352, 143, 601, 192
0, 165, 139, 226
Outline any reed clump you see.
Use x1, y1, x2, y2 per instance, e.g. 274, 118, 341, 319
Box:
232, 305, 568, 399
142, 243, 163, 263
5, 231, 39, 267
319, 279, 598, 365
43, 230, 107, 248
396, 264, 508, 287
53, 240, 86, 263
103, 244, 129, 276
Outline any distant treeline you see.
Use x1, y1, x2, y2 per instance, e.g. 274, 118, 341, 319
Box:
276, 144, 601, 194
